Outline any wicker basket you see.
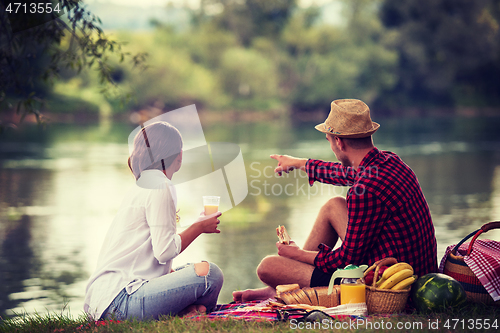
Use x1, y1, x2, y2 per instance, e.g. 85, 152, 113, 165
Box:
442, 221, 500, 306
362, 258, 410, 314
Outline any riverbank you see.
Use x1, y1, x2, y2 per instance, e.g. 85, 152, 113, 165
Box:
2, 103, 500, 130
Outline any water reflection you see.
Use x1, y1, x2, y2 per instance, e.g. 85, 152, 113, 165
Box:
0, 116, 500, 318
0, 215, 34, 315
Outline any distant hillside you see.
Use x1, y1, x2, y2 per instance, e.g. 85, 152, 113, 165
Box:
84, 1, 343, 31
85, 2, 191, 31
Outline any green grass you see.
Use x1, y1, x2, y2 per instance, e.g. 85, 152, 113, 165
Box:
1, 303, 499, 333
0, 311, 86, 333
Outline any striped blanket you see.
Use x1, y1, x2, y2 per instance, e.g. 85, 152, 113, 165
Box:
188, 299, 357, 322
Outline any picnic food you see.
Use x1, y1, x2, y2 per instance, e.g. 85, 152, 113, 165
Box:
412, 273, 467, 313
340, 283, 366, 304
303, 287, 320, 306
378, 268, 414, 289
363, 258, 414, 314
331, 264, 368, 304
276, 225, 291, 245
241, 300, 326, 312
277, 286, 340, 308
361, 257, 396, 286
276, 284, 300, 301
266, 301, 327, 311
276, 284, 300, 294
376, 262, 413, 286
391, 275, 417, 290
375, 261, 415, 290
379, 262, 414, 282
364, 266, 388, 286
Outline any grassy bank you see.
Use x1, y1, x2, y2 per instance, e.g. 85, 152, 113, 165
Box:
2, 302, 499, 333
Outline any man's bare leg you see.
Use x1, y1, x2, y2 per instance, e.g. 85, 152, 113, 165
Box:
233, 255, 315, 302
257, 255, 315, 288
233, 197, 348, 303
303, 196, 348, 251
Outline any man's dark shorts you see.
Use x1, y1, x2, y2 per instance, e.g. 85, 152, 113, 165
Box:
310, 267, 334, 287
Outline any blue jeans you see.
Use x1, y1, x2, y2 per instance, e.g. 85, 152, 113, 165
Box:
100, 262, 223, 320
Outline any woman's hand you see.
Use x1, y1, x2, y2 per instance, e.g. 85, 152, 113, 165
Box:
196, 211, 221, 234
179, 212, 221, 253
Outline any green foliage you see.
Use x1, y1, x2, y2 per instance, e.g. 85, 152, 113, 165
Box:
379, 0, 500, 108
179, 23, 238, 68
115, 32, 229, 110
0, 0, 147, 125
107, 1, 400, 113
112, 24, 281, 111
218, 47, 279, 106
4, 0, 497, 120
196, 0, 298, 46
282, 1, 397, 111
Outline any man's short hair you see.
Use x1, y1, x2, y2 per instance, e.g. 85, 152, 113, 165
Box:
330, 134, 373, 149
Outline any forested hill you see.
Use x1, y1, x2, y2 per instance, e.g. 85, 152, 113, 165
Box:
85, 1, 344, 31
2, 0, 499, 123
82, 0, 500, 116
85, 2, 190, 31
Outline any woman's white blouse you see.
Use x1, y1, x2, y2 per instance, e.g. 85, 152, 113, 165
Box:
83, 170, 182, 319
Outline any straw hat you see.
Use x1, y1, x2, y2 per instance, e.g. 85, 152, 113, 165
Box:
315, 99, 380, 138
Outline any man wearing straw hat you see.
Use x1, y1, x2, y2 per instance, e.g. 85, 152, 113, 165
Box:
233, 99, 438, 302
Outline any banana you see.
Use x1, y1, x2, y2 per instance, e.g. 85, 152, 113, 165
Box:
391, 275, 417, 290
376, 262, 414, 286
378, 269, 414, 289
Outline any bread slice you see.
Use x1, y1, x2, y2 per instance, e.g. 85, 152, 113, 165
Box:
294, 289, 312, 305
276, 284, 299, 297
303, 287, 319, 306
280, 292, 296, 305
276, 284, 300, 303
330, 285, 340, 307
290, 291, 303, 304
314, 287, 331, 307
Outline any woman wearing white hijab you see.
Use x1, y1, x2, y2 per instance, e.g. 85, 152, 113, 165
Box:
84, 121, 223, 320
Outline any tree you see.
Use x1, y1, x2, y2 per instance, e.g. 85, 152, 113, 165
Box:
379, 0, 500, 108
0, 0, 146, 128
194, 0, 297, 46
282, 0, 397, 112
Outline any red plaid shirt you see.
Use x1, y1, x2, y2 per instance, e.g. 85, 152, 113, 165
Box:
306, 147, 438, 277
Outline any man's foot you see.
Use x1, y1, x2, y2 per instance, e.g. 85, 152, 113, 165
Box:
195, 305, 207, 313
232, 286, 276, 303
178, 304, 206, 317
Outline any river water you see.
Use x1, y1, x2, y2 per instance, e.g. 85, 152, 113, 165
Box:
1, 115, 500, 318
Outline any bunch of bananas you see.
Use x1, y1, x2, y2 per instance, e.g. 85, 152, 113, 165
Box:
376, 262, 417, 290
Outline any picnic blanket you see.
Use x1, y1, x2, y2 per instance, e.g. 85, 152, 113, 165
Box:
187, 299, 359, 322
439, 239, 500, 301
